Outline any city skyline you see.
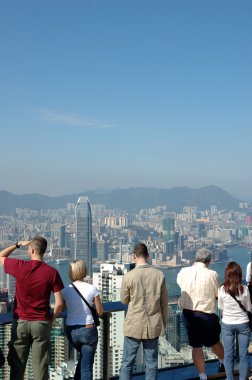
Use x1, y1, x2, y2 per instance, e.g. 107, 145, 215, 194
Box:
0, 186, 251, 378
0, 0, 251, 199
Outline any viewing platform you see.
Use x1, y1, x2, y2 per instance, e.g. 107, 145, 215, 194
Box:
1, 301, 252, 380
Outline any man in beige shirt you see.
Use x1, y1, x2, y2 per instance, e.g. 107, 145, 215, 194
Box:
119, 243, 168, 380
177, 248, 224, 380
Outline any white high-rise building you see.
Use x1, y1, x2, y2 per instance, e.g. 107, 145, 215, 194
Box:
0, 323, 11, 380
93, 263, 128, 378
0, 266, 7, 288
75, 197, 92, 276
50, 318, 69, 370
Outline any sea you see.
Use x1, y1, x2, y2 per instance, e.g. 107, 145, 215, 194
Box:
163, 246, 251, 283
50, 247, 252, 300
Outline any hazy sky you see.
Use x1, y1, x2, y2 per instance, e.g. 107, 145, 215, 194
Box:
0, 0, 251, 199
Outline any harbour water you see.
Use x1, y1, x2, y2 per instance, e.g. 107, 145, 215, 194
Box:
50, 247, 251, 298
163, 247, 251, 285
162, 247, 251, 297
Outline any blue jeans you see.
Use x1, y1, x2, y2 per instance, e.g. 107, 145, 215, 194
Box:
221, 322, 250, 380
119, 336, 159, 380
66, 325, 98, 380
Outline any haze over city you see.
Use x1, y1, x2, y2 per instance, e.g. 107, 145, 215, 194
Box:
0, 0, 251, 199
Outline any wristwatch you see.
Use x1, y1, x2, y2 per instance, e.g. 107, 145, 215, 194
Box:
15, 242, 21, 249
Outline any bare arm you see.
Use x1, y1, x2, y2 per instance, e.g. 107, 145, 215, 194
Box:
94, 295, 103, 316
51, 291, 64, 325
0, 241, 31, 265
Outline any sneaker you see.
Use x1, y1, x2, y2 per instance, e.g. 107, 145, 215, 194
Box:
218, 363, 225, 373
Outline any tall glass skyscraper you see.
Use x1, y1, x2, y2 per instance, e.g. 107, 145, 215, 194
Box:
75, 196, 92, 276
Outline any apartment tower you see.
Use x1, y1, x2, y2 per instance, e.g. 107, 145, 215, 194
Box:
75, 196, 92, 277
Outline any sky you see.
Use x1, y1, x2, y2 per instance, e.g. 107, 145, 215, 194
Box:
0, 0, 251, 200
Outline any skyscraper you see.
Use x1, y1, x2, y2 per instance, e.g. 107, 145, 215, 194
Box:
58, 225, 66, 248
97, 239, 109, 261
75, 196, 92, 276
93, 263, 126, 378
162, 217, 175, 241
50, 318, 69, 370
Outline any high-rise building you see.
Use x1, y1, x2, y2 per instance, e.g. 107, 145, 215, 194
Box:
6, 275, 16, 297
93, 263, 126, 378
65, 232, 75, 258
74, 197, 92, 276
0, 267, 6, 289
0, 321, 33, 380
50, 318, 69, 370
97, 240, 109, 261
162, 218, 175, 242
0, 323, 11, 380
166, 305, 181, 351
210, 205, 218, 215
197, 222, 206, 238
58, 225, 66, 248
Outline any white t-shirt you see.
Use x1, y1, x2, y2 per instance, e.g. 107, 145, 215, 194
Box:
62, 281, 100, 326
218, 285, 251, 325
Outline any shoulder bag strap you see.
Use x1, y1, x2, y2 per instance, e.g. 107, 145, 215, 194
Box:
71, 282, 93, 313
229, 292, 248, 314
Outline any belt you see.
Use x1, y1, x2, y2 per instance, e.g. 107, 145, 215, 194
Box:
184, 309, 207, 315
83, 323, 95, 328
192, 310, 207, 314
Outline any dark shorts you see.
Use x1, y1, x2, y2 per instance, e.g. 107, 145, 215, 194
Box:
183, 309, 221, 348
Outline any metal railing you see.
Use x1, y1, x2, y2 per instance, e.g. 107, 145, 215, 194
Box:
1, 301, 251, 380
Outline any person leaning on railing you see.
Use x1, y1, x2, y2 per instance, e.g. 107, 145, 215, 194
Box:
0, 237, 64, 380
62, 260, 103, 380
218, 262, 251, 380
119, 243, 168, 380
177, 248, 224, 380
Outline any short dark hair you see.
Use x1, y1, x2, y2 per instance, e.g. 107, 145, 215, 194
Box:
31, 236, 47, 255
133, 243, 149, 258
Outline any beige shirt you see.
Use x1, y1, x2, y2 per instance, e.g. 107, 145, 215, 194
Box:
177, 262, 221, 314
121, 264, 168, 339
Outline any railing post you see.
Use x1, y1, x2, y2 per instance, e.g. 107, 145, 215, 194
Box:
102, 312, 111, 380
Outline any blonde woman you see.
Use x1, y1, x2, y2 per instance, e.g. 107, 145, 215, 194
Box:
62, 260, 103, 380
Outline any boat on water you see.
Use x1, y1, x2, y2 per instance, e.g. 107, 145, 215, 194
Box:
55, 258, 70, 265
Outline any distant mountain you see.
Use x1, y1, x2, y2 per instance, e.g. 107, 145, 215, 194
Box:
0, 186, 241, 214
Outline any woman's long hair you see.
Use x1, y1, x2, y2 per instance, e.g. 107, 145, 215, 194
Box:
223, 261, 244, 296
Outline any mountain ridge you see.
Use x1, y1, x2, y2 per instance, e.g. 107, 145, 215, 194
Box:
0, 186, 241, 214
